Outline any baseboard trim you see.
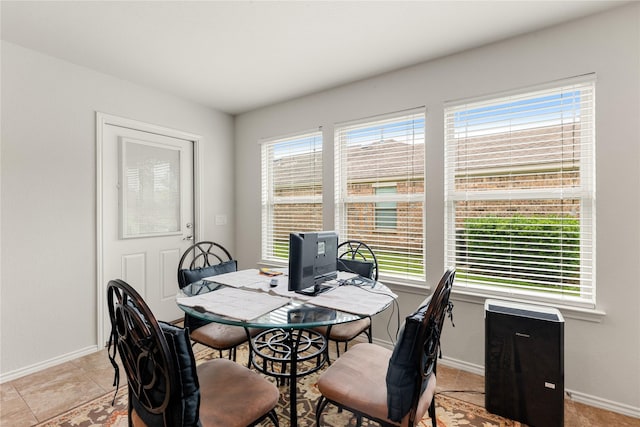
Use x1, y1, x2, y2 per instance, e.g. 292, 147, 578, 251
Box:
0, 345, 99, 384
438, 355, 639, 419
567, 389, 640, 419
439, 355, 485, 376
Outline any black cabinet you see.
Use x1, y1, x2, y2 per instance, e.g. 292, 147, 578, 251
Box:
485, 299, 564, 427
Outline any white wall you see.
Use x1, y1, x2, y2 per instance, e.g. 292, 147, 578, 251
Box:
0, 41, 235, 377
235, 4, 640, 416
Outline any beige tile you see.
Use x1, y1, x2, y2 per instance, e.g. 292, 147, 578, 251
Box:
11, 361, 105, 422
453, 369, 484, 393
566, 401, 593, 426
0, 410, 38, 427
434, 364, 459, 391
576, 401, 640, 427
454, 391, 485, 407
434, 364, 485, 407
0, 383, 38, 426
70, 348, 125, 392
69, 348, 112, 371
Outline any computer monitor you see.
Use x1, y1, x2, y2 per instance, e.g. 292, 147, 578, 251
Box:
288, 231, 338, 296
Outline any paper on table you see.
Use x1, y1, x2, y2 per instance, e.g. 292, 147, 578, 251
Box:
309, 285, 397, 316
202, 269, 269, 288
203, 268, 315, 300
176, 287, 290, 321
336, 271, 358, 281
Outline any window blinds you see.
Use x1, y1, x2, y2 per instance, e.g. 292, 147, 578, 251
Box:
335, 110, 425, 280
444, 78, 595, 305
261, 130, 323, 262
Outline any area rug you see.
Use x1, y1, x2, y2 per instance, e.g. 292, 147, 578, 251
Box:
36, 347, 522, 427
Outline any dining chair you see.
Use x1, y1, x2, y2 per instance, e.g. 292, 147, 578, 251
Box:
315, 240, 379, 361
177, 241, 256, 363
107, 279, 280, 427
315, 268, 455, 427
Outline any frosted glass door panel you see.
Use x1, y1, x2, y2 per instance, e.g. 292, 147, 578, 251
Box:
120, 138, 181, 238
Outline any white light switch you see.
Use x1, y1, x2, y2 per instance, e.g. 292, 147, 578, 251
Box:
215, 214, 227, 225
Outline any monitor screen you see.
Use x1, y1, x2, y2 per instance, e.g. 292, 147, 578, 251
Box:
288, 231, 338, 295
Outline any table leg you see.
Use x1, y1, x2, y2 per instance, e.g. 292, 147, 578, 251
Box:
250, 328, 327, 427
289, 328, 300, 427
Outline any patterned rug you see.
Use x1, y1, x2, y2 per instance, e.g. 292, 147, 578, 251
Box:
36, 347, 522, 427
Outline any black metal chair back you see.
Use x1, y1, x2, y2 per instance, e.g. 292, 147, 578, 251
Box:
107, 279, 183, 426
337, 240, 379, 280
108, 279, 280, 427
177, 241, 234, 289
408, 268, 455, 426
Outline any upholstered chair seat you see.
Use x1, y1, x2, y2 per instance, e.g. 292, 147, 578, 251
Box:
313, 240, 378, 361
131, 358, 280, 427
108, 279, 280, 427
316, 317, 371, 342
316, 269, 456, 427
177, 241, 255, 362
189, 322, 257, 350
196, 359, 280, 426
317, 343, 436, 427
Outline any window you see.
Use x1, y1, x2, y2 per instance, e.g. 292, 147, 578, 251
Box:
261, 130, 323, 262
444, 77, 595, 306
375, 185, 398, 229
335, 110, 425, 281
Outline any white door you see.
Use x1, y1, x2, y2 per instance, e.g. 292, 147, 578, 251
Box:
98, 114, 199, 344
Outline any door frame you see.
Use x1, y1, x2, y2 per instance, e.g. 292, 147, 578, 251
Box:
95, 112, 202, 346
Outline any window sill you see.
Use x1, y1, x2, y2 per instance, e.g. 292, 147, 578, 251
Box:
258, 260, 287, 269
379, 276, 431, 296
451, 288, 606, 323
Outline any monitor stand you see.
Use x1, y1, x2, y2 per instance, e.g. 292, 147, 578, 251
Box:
295, 283, 334, 296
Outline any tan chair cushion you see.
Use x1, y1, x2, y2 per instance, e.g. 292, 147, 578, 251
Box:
198, 358, 280, 427
317, 343, 436, 427
323, 317, 371, 341
132, 358, 279, 427
190, 323, 255, 349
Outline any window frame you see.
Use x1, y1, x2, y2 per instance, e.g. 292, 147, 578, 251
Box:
444, 76, 596, 308
335, 109, 426, 283
260, 129, 324, 264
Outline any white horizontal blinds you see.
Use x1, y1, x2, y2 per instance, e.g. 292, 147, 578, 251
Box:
261, 131, 323, 262
444, 79, 595, 305
335, 110, 425, 280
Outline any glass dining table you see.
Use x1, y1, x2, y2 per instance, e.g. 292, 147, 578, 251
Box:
176, 273, 395, 427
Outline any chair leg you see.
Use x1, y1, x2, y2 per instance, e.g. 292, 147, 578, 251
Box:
428, 398, 437, 427
315, 396, 329, 426
267, 408, 279, 427
324, 344, 332, 366
245, 328, 253, 368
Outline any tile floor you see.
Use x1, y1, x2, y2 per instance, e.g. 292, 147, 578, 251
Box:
0, 347, 123, 426
1, 343, 638, 426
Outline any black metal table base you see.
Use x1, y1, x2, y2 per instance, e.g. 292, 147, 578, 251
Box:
250, 328, 328, 426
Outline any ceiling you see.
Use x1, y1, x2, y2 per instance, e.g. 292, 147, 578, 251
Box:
1, 1, 626, 115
